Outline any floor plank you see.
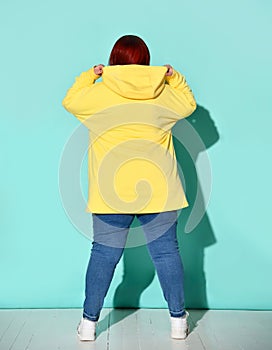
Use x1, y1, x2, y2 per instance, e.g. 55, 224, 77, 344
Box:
0, 309, 32, 350
107, 309, 140, 350
189, 309, 272, 350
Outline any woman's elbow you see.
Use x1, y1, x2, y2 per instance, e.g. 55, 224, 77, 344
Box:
62, 96, 73, 113
186, 100, 197, 117
191, 100, 197, 114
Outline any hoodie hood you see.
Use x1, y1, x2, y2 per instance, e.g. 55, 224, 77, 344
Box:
102, 65, 168, 100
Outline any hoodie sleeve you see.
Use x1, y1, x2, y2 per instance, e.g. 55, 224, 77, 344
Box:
62, 68, 101, 117
165, 69, 197, 117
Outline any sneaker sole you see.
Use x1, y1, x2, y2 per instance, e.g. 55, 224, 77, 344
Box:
77, 332, 96, 341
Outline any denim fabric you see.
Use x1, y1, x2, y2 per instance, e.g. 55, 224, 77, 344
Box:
83, 210, 186, 321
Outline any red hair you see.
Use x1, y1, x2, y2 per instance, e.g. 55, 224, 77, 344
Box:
109, 35, 150, 65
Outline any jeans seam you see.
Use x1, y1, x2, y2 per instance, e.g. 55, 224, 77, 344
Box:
170, 310, 186, 317
83, 311, 99, 322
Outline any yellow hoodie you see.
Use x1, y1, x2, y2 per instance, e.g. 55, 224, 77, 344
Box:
62, 65, 197, 213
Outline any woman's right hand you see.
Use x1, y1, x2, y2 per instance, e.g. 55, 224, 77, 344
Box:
94, 64, 104, 76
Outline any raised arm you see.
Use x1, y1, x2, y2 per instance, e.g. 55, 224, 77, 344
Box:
164, 65, 197, 117
62, 65, 104, 117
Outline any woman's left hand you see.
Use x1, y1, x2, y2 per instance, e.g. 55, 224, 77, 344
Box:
164, 64, 174, 76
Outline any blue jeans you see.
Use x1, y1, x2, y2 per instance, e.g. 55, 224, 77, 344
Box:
83, 210, 186, 321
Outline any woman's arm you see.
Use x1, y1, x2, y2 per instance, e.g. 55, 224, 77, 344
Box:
62, 65, 104, 115
164, 65, 197, 116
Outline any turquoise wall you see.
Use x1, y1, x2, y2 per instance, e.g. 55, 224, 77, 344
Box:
1, 0, 271, 310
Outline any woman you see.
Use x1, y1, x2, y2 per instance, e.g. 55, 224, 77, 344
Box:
62, 34, 197, 341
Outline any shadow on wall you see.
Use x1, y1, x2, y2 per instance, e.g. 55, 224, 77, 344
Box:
102, 105, 219, 329
173, 105, 219, 328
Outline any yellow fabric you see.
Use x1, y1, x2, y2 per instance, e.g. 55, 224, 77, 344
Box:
62, 65, 197, 213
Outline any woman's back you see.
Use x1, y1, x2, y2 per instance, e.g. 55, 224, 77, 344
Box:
63, 65, 196, 214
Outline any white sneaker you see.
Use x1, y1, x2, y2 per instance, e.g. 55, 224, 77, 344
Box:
77, 317, 96, 341
170, 310, 189, 339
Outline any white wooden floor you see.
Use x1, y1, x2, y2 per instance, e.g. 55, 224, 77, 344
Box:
0, 308, 271, 350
